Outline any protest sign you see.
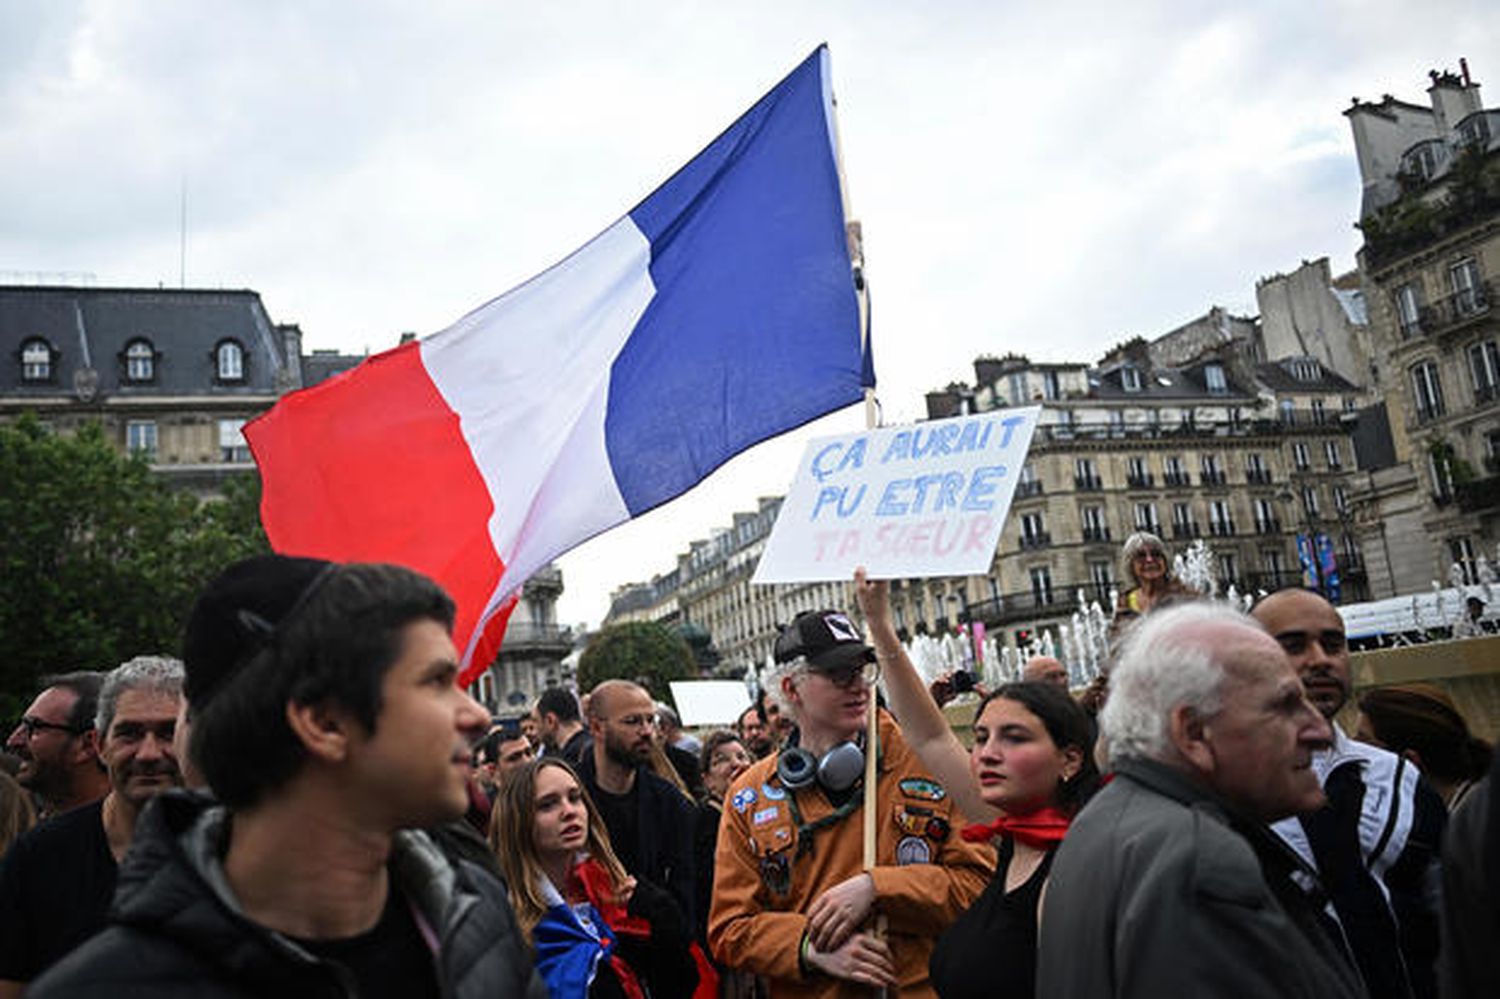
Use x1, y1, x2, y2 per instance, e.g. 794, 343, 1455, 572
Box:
669, 680, 753, 727
753, 407, 1040, 583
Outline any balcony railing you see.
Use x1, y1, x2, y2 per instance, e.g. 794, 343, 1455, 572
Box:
1208, 520, 1237, 537
1074, 475, 1104, 491
1019, 531, 1052, 550
1081, 526, 1112, 543
1134, 521, 1163, 536
1015, 480, 1045, 498
1246, 468, 1273, 485
1171, 522, 1201, 540
1420, 280, 1493, 337
1254, 517, 1282, 535
1163, 472, 1191, 488
1200, 470, 1226, 486
1476, 383, 1500, 405
966, 589, 1082, 627
1415, 403, 1447, 425
1126, 472, 1155, 488
1456, 476, 1500, 512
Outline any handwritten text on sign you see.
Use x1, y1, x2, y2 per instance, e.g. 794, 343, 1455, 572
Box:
753, 407, 1040, 583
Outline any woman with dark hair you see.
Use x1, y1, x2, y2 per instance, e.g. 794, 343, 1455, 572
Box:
692, 732, 759, 998
1355, 683, 1493, 812
855, 569, 1101, 999
490, 757, 697, 998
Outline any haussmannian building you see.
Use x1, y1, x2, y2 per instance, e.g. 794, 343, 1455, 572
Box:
1343, 63, 1500, 592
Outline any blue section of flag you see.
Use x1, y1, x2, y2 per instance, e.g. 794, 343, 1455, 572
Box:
608, 45, 865, 516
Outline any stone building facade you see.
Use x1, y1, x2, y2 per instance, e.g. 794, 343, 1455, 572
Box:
1344, 64, 1500, 592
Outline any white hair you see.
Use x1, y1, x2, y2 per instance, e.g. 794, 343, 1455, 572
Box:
762, 655, 811, 716
1100, 602, 1264, 765
96, 656, 185, 736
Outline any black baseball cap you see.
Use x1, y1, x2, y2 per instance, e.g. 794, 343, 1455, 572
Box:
774, 610, 877, 673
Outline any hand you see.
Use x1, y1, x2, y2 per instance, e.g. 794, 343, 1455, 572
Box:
615, 875, 637, 909
853, 568, 894, 637
805, 931, 897, 988
807, 872, 875, 952
929, 672, 956, 708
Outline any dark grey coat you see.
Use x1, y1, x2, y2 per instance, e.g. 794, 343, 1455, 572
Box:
30, 791, 546, 999
1037, 758, 1368, 999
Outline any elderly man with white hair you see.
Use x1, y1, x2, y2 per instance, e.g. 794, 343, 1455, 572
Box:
1036, 602, 1367, 998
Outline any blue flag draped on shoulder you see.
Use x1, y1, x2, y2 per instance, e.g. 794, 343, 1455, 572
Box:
248, 45, 870, 681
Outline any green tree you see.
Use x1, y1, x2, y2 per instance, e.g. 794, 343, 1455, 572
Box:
577, 621, 696, 700
0, 415, 269, 718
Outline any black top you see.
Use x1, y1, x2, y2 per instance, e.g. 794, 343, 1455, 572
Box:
290, 886, 440, 999
928, 836, 1053, 999
590, 781, 643, 878
0, 800, 116, 982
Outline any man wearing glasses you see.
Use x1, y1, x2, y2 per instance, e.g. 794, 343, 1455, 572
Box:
1255, 588, 1446, 999
4, 671, 108, 819
0, 658, 183, 996
579, 679, 699, 928
709, 610, 990, 996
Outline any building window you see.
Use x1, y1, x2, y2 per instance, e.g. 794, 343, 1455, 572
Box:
1292, 442, 1310, 471
1208, 499, 1234, 536
1291, 359, 1322, 382
20, 338, 52, 381
1164, 455, 1187, 486
1029, 566, 1054, 606
1246, 452, 1269, 484
1324, 440, 1342, 470
124, 339, 155, 382
1171, 502, 1195, 537
219, 419, 251, 463
1263, 548, 1285, 579
1082, 505, 1108, 542
1450, 537, 1478, 585
1301, 485, 1320, 518
1134, 502, 1160, 533
1200, 453, 1224, 485
1333, 485, 1349, 514
1451, 258, 1485, 316
1020, 512, 1048, 548
1075, 457, 1100, 490
1254, 497, 1277, 532
1395, 283, 1423, 337
1410, 361, 1445, 422
1088, 561, 1112, 598
1469, 339, 1500, 403
1430, 449, 1456, 501
1310, 398, 1327, 425
1121, 366, 1142, 392
126, 420, 158, 459
1219, 552, 1238, 584
1007, 373, 1028, 405
1042, 370, 1060, 401
1280, 399, 1296, 425
1204, 363, 1227, 394
1108, 409, 1125, 428
216, 340, 245, 381
1127, 455, 1150, 487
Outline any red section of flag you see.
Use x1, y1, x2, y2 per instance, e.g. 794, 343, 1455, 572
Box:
245, 340, 512, 687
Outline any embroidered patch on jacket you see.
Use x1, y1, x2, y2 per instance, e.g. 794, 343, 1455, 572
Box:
896, 835, 932, 865
753, 806, 780, 826
899, 777, 945, 801
732, 787, 758, 813
761, 782, 787, 800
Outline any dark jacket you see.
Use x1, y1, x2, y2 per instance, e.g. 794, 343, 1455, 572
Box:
30, 791, 546, 999
577, 752, 698, 933
1037, 758, 1368, 999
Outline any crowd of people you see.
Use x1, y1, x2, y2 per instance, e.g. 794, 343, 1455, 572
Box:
0, 537, 1497, 997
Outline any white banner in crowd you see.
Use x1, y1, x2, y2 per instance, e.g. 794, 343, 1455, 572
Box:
669, 680, 752, 728
754, 407, 1041, 583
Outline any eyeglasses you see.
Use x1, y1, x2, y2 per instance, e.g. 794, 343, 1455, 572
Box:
1132, 550, 1165, 561
612, 714, 656, 729
810, 659, 881, 689
14, 716, 86, 739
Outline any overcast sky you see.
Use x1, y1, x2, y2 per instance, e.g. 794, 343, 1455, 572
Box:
4, 1, 1495, 628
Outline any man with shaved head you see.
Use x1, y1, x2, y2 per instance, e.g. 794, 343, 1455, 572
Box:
578, 679, 699, 928
1255, 587, 1445, 999
1038, 602, 1363, 997
1021, 656, 1069, 689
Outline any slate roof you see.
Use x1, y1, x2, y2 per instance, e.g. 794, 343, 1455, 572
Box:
302, 349, 366, 388
0, 286, 290, 398
1089, 362, 1255, 401
1252, 360, 1358, 393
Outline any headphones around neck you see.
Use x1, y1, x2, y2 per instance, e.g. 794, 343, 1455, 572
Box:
775, 736, 866, 793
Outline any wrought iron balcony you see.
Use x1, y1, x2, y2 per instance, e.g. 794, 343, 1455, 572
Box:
1081, 525, 1112, 543
1200, 470, 1226, 486
1456, 476, 1500, 512
1171, 522, 1201, 540
1246, 468, 1273, 485
1476, 383, 1500, 405
1163, 472, 1191, 488
1419, 280, 1493, 337
1254, 517, 1281, 535
1126, 472, 1155, 489
1074, 474, 1104, 491
1208, 520, 1237, 537
1018, 531, 1052, 550
1015, 480, 1045, 498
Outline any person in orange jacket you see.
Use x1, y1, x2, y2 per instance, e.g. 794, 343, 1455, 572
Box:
708, 608, 992, 997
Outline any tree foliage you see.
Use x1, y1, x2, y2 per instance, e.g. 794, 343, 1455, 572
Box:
576, 621, 696, 700
0, 415, 269, 718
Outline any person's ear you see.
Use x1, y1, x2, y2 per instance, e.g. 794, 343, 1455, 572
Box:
1058, 744, 1085, 782
286, 700, 355, 763
1169, 704, 1213, 773
71, 728, 102, 765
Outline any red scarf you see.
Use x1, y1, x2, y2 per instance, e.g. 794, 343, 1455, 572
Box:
569, 858, 648, 999
960, 805, 1071, 848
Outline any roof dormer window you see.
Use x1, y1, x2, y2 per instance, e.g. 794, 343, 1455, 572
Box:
124, 339, 156, 382
1290, 358, 1321, 383
1204, 363, 1227, 394
20, 338, 53, 382
216, 339, 245, 382
1121, 367, 1142, 392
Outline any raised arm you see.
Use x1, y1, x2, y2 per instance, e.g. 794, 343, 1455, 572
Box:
853, 568, 997, 825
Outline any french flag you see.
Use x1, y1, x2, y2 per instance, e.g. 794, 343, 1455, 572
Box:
246, 46, 870, 684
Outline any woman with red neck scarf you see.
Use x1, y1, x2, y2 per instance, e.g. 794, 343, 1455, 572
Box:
854, 569, 1100, 999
